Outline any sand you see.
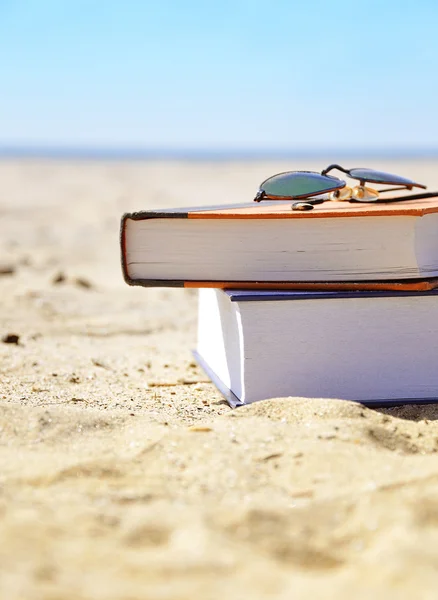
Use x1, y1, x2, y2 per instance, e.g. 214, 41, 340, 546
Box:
1, 158, 438, 599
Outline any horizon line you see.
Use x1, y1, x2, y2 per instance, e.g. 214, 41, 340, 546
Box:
1, 145, 438, 161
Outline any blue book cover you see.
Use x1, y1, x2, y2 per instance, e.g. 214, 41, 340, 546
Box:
224, 288, 438, 302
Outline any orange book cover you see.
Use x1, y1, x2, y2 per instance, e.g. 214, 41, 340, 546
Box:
121, 198, 438, 291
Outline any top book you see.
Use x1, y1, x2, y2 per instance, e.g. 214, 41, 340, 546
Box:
121, 198, 438, 290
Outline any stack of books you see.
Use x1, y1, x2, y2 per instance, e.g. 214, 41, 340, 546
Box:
121, 197, 438, 407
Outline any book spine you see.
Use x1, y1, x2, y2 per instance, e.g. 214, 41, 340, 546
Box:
120, 210, 189, 287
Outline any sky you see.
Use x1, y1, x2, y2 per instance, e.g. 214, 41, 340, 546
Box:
0, 0, 437, 153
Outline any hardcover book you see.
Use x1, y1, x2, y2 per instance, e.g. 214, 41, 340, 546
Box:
121, 199, 438, 290
195, 288, 438, 407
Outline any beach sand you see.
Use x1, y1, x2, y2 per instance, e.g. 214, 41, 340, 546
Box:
1, 158, 438, 599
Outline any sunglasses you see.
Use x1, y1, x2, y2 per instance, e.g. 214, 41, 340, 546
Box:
254, 164, 437, 210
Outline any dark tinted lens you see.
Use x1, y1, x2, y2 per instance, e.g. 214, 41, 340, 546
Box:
260, 171, 345, 199
349, 168, 425, 188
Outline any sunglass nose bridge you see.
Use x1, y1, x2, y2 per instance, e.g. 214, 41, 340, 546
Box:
321, 164, 350, 177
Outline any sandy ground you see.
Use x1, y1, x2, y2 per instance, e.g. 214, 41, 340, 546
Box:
1, 158, 438, 599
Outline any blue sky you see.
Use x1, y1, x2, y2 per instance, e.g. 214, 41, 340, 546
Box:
0, 0, 437, 152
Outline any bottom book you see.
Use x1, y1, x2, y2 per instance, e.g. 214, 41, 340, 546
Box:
195, 288, 438, 407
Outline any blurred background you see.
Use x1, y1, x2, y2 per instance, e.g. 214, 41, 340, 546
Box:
1, 0, 438, 157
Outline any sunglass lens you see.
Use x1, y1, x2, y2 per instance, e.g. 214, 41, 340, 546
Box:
348, 168, 426, 189
260, 171, 345, 199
